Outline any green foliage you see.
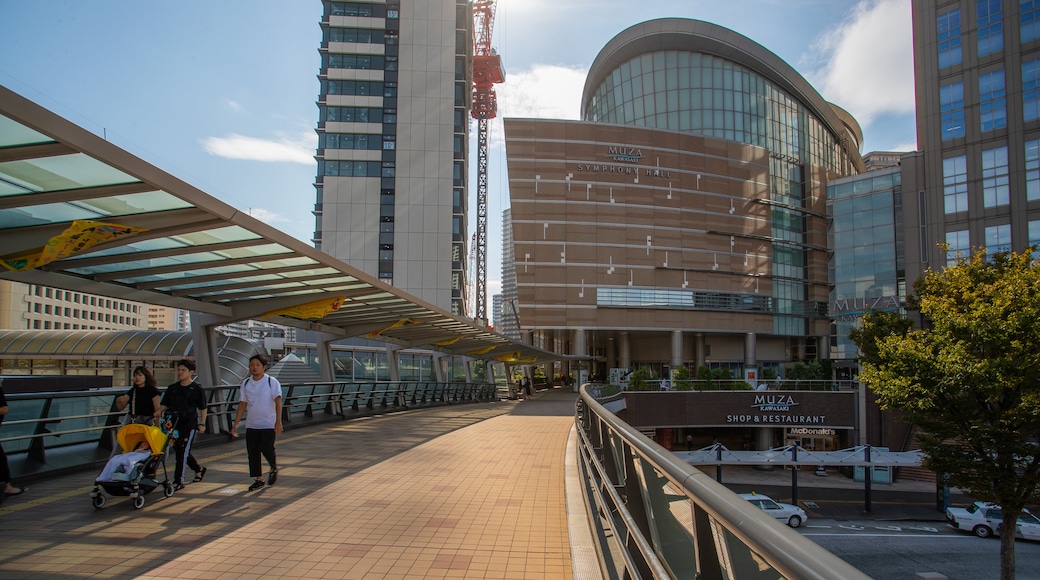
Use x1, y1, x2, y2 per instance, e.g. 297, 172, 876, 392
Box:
672, 365, 694, 391
627, 367, 653, 391
760, 367, 779, 380
711, 367, 733, 380
855, 249, 1040, 580
849, 309, 914, 365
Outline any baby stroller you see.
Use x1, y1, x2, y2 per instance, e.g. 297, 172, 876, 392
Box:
91, 414, 177, 510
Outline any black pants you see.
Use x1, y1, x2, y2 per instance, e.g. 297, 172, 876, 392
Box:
172, 429, 200, 484
0, 439, 9, 484
246, 428, 277, 478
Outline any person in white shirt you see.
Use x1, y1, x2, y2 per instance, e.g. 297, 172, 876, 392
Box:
231, 354, 283, 491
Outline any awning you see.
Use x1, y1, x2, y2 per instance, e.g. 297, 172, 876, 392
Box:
0, 85, 567, 364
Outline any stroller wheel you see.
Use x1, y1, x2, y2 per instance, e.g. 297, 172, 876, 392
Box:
92, 494, 106, 509
133, 495, 146, 510
163, 482, 175, 498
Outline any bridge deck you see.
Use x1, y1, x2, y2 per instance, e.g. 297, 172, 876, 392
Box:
0, 389, 583, 579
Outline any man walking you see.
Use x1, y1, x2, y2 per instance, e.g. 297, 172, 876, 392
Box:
158, 359, 207, 490
231, 354, 282, 491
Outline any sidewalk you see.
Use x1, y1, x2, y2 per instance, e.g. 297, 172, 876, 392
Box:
0, 391, 579, 579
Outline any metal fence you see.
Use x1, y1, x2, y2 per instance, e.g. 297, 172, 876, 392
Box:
574, 383, 871, 580
0, 380, 498, 477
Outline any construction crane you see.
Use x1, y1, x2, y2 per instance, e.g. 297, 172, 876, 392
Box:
471, 0, 504, 323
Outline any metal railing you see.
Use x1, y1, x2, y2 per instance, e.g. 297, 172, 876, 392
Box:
575, 383, 871, 580
0, 380, 499, 479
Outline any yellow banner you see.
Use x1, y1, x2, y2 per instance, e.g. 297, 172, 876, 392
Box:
367, 318, 419, 338
1, 220, 147, 272
433, 337, 461, 346
493, 352, 537, 363
465, 345, 497, 356
264, 296, 345, 320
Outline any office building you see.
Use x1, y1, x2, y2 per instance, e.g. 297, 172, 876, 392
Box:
504, 18, 864, 382
0, 280, 146, 331
313, 0, 471, 315
827, 164, 906, 376
907, 0, 1040, 282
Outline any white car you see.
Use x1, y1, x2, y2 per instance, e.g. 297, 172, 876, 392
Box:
946, 502, 1040, 540
739, 492, 807, 528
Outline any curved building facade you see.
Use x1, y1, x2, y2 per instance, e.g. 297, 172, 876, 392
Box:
504, 19, 864, 382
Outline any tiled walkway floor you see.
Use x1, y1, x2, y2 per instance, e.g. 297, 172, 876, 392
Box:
0, 389, 579, 579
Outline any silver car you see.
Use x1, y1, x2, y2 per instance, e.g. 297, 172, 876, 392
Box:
739, 492, 808, 528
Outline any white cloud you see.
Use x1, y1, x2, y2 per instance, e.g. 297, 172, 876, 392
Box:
498, 64, 587, 120
806, 0, 914, 126
224, 99, 243, 112
200, 131, 315, 165
245, 207, 290, 223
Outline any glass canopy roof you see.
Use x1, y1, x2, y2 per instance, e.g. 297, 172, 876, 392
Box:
0, 86, 563, 364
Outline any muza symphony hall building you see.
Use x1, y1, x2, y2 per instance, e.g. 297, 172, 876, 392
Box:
503, 19, 866, 451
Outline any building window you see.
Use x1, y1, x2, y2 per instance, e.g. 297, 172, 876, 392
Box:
982, 146, 1010, 207
979, 70, 1006, 131
946, 230, 970, 265
1024, 59, 1040, 122
940, 82, 965, 140
977, 0, 1004, 56
937, 9, 962, 68
985, 224, 1012, 253
1023, 0, 1040, 43
1028, 219, 1040, 256
1027, 140, 1040, 201
943, 155, 968, 213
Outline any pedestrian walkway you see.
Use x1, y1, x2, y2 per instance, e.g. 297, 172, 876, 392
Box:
0, 389, 583, 579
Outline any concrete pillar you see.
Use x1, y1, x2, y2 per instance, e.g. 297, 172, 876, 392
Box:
671, 330, 683, 373
188, 312, 223, 387
386, 344, 400, 382
317, 334, 337, 381
694, 333, 706, 369
619, 331, 631, 369
744, 332, 757, 385
432, 353, 446, 382
754, 427, 775, 470
607, 336, 617, 372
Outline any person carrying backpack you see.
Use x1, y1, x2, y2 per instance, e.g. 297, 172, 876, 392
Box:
231, 354, 283, 491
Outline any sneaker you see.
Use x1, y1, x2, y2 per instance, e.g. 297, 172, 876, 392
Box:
248, 479, 265, 491
267, 469, 278, 486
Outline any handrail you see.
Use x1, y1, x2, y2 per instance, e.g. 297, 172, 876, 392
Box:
575, 383, 871, 580
0, 380, 500, 478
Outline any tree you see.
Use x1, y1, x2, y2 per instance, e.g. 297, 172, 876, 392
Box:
855, 249, 1040, 580
672, 365, 694, 391
848, 309, 913, 365
627, 367, 653, 391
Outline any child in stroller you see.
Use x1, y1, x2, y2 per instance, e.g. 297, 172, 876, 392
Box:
91, 415, 177, 510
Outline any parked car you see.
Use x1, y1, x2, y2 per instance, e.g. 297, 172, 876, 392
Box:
738, 492, 807, 528
946, 501, 1040, 540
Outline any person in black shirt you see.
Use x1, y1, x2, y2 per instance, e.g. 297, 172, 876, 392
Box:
116, 366, 161, 425
158, 359, 207, 490
0, 380, 28, 503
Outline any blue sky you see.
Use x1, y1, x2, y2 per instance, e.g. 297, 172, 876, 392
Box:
0, 0, 914, 315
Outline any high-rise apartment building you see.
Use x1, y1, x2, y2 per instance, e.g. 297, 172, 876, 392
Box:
498, 208, 520, 341
313, 1, 471, 315
907, 1, 1040, 282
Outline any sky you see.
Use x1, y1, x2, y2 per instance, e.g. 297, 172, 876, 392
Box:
0, 0, 915, 318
